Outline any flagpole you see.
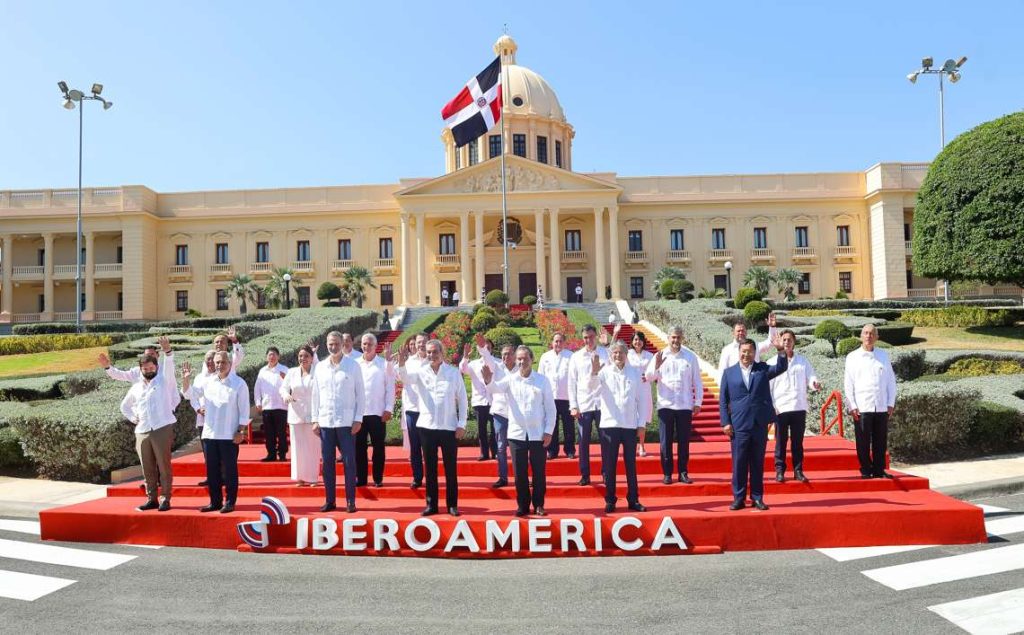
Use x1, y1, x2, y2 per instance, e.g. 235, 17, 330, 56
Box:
499, 51, 510, 296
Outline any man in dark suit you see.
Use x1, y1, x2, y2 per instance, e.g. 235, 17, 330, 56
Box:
719, 336, 787, 511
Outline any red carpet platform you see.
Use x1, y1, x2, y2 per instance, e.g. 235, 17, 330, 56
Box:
40, 437, 987, 557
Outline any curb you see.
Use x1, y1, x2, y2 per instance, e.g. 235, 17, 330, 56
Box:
938, 476, 1024, 501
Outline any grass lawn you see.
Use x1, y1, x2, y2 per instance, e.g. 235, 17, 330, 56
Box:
566, 308, 598, 330
906, 325, 1024, 352
512, 327, 547, 365
393, 312, 450, 348
0, 346, 107, 379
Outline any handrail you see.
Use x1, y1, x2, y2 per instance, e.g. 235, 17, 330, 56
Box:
820, 389, 844, 437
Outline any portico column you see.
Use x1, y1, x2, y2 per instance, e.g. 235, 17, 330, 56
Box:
42, 233, 54, 320
415, 213, 426, 305
593, 208, 606, 302
533, 209, 546, 299
84, 231, 96, 317
548, 208, 562, 302
608, 206, 621, 300
459, 211, 471, 304
399, 213, 410, 305
1, 235, 12, 321
475, 211, 485, 302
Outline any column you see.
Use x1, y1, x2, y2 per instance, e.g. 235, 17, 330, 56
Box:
84, 231, 96, 318
42, 233, 54, 320
415, 213, 426, 305
1, 235, 12, 321
548, 208, 562, 302
593, 208, 606, 302
459, 212, 471, 305
533, 209, 546, 299
474, 211, 485, 302
608, 206, 621, 300
399, 213, 410, 306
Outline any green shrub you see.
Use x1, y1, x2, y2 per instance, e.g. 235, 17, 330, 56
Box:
814, 320, 852, 356
875, 322, 915, 345
0, 375, 66, 402
891, 349, 927, 381
659, 279, 679, 299
485, 289, 509, 308
743, 300, 771, 325
12, 321, 157, 335
836, 337, 862, 357
0, 426, 30, 468
674, 279, 695, 302
734, 287, 762, 310
522, 295, 537, 307
317, 281, 342, 302
887, 387, 978, 462
638, 299, 735, 363
472, 304, 496, 316
485, 326, 523, 352
946, 358, 1024, 377
470, 312, 499, 333
898, 306, 1014, 328
968, 401, 1024, 454
0, 334, 115, 356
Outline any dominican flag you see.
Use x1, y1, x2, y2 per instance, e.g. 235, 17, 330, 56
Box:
441, 56, 502, 148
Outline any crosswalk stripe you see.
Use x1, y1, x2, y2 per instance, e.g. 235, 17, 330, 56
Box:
976, 504, 1010, 515
0, 569, 75, 601
0, 538, 136, 571
928, 587, 1024, 635
862, 543, 1024, 590
116, 544, 163, 549
985, 514, 1024, 538
0, 520, 41, 536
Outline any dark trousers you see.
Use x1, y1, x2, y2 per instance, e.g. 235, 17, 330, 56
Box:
577, 410, 601, 479
658, 408, 693, 477
406, 411, 423, 483
320, 426, 357, 505
474, 405, 497, 459
731, 430, 768, 502
356, 415, 386, 485
600, 427, 639, 505
202, 439, 239, 506
419, 428, 459, 510
262, 409, 288, 459
855, 412, 889, 476
548, 399, 576, 458
775, 410, 807, 472
510, 438, 547, 511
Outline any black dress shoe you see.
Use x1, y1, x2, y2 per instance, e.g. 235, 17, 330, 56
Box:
752, 499, 769, 511
577, 477, 591, 486
476, 455, 488, 462
662, 475, 673, 485
534, 507, 547, 516
346, 502, 357, 513
567, 454, 576, 460
197, 480, 209, 487
794, 470, 810, 483
447, 507, 460, 517
861, 473, 874, 479
278, 456, 288, 462
410, 480, 422, 489
515, 508, 528, 517
678, 473, 693, 484
604, 502, 615, 513
729, 500, 745, 511
199, 503, 222, 513
776, 471, 785, 483
421, 507, 438, 517
627, 502, 647, 512
373, 481, 383, 488
158, 500, 171, 512
877, 472, 894, 479
136, 500, 159, 511
220, 503, 235, 514
492, 478, 508, 488
320, 502, 337, 512
260, 456, 275, 462
356, 481, 368, 487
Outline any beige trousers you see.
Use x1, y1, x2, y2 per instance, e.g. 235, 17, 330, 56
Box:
135, 424, 175, 502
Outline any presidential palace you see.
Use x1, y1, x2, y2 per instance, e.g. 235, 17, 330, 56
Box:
1, 35, 1017, 325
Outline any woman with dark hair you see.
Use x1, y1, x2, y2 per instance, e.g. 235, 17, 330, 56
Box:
627, 331, 654, 457
280, 344, 320, 486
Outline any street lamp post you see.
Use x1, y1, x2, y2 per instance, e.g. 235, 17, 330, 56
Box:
283, 273, 292, 310
58, 82, 112, 333
907, 56, 966, 303
724, 261, 733, 298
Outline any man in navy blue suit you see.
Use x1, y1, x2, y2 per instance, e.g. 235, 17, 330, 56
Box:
719, 336, 787, 511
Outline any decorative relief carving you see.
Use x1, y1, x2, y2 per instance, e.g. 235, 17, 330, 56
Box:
458, 166, 560, 193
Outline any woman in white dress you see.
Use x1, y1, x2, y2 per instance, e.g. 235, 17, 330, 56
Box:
627, 331, 655, 457
280, 344, 320, 486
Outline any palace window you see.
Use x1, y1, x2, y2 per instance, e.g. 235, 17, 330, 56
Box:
628, 230, 643, 252
799, 273, 811, 295
489, 135, 502, 159
297, 286, 310, 308
116, 245, 123, 264
713, 274, 728, 291
670, 229, 685, 251
837, 225, 851, 247
555, 140, 563, 168
795, 227, 809, 248
117, 292, 123, 311
337, 239, 352, 261
839, 272, 853, 293
630, 276, 644, 299
38, 294, 44, 313
468, 140, 479, 166
455, 148, 462, 169
175, 245, 189, 266
255, 242, 270, 263
439, 233, 456, 256
296, 240, 310, 262
904, 223, 911, 242
176, 290, 188, 312
216, 289, 229, 311
80, 292, 85, 311
37, 249, 44, 266
513, 134, 526, 157
380, 284, 394, 306
537, 136, 548, 164
711, 228, 726, 250
379, 237, 394, 259
564, 229, 582, 252
215, 243, 229, 264
753, 227, 768, 249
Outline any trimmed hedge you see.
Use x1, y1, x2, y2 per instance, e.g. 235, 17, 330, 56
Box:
898, 306, 1014, 328
742, 300, 771, 324
773, 298, 1019, 311
946, 358, 1024, 377
875, 322, 915, 345
485, 326, 523, 352
969, 402, 1024, 455
888, 387, 978, 462
734, 287, 763, 310
0, 334, 115, 356
12, 321, 157, 335
0, 425, 30, 468
0, 375, 66, 402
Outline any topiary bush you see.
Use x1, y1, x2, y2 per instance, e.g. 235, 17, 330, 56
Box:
674, 279, 695, 302
814, 320, 852, 356
470, 312, 499, 333
734, 287, 763, 310
659, 279, 679, 300
485, 326, 523, 352
522, 295, 537, 307
743, 300, 771, 326
836, 336, 861, 357
485, 289, 509, 308
875, 322, 915, 345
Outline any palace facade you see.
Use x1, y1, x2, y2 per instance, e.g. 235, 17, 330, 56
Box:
2, 36, 1013, 325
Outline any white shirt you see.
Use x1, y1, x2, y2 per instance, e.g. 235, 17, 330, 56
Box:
119, 354, 180, 433
844, 347, 897, 413
106, 352, 169, 383
460, 351, 495, 408
357, 354, 396, 417
184, 367, 213, 427
479, 354, 515, 418
452, 291, 460, 303
398, 362, 468, 432
568, 346, 609, 413
199, 372, 250, 440
646, 347, 704, 411
628, 349, 655, 423
311, 356, 365, 428
537, 348, 573, 400
401, 355, 426, 412
740, 364, 753, 389
770, 353, 819, 413
254, 363, 290, 410
280, 365, 317, 424
718, 327, 778, 372
589, 363, 642, 429
487, 370, 556, 442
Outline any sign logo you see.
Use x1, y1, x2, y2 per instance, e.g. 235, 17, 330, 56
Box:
236, 496, 291, 549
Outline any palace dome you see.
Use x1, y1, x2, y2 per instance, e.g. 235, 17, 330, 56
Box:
494, 35, 566, 123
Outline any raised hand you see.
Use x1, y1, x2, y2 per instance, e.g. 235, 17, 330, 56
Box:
598, 329, 611, 347
181, 361, 192, 381
768, 311, 777, 328
612, 322, 622, 340
772, 333, 785, 352
481, 364, 493, 384
463, 342, 472, 361
157, 335, 171, 353
655, 349, 665, 370
590, 353, 602, 375
98, 352, 111, 368
397, 344, 409, 366
383, 342, 392, 360
226, 325, 238, 343
474, 332, 486, 349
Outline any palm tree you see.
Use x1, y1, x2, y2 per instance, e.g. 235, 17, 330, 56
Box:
651, 266, 689, 297
340, 265, 376, 308
225, 274, 260, 315
697, 287, 727, 299
263, 267, 303, 309
775, 268, 803, 302
742, 265, 775, 296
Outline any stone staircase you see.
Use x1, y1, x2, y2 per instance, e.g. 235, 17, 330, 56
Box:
400, 305, 464, 328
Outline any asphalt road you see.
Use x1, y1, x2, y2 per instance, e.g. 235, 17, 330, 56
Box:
1, 492, 1022, 633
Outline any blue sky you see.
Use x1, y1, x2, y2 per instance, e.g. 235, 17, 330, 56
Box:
2, 0, 1021, 192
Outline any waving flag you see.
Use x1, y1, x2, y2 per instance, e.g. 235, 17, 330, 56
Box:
441, 56, 502, 148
